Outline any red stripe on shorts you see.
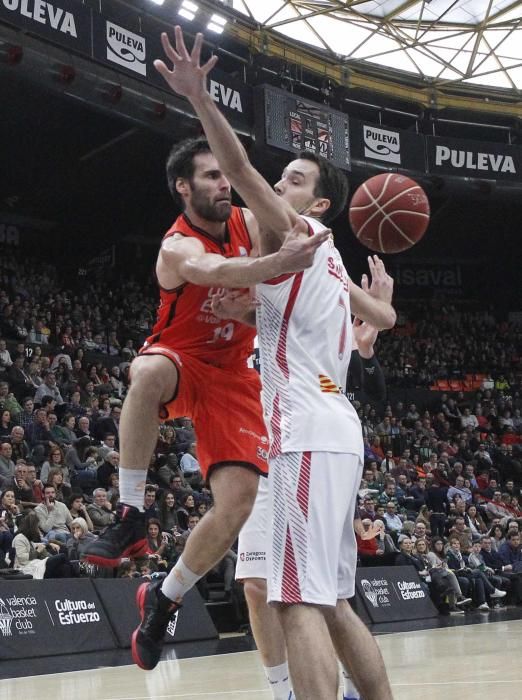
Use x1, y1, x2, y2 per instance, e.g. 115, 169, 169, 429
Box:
281, 524, 302, 603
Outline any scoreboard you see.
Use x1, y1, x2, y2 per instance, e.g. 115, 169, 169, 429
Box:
256, 85, 351, 171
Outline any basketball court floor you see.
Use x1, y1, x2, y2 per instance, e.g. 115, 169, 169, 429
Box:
2, 614, 521, 700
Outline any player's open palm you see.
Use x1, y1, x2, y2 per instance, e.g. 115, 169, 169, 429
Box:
278, 223, 330, 273
365, 255, 394, 304
154, 26, 217, 101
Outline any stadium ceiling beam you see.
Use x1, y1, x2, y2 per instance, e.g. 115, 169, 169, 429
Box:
227, 22, 522, 118
487, 0, 522, 24
382, 0, 423, 22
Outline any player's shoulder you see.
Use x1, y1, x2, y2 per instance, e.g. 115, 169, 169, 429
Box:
301, 215, 328, 236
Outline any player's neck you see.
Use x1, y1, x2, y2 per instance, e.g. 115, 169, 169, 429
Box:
184, 209, 227, 242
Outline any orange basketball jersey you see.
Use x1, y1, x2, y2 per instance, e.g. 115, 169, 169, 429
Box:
143, 207, 256, 368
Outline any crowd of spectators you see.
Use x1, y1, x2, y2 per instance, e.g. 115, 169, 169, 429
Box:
377, 303, 521, 389
0, 248, 220, 587
0, 246, 521, 617
355, 383, 522, 612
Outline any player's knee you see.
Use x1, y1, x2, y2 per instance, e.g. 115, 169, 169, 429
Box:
129, 357, 177, 401
244, 578, 268, 610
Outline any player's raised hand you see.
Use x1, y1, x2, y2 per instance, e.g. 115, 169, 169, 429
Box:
366, 254, 393, 304
359, 521, 384, 540
277, 221, 330, 274
154, 26, 217, 100
211, 290, 259, 322
352, 273, 379, 355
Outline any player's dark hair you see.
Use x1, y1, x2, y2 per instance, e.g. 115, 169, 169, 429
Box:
166, 137, 212, 208
297, 152, 349, 224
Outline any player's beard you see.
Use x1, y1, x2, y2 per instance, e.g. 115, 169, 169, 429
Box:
191, 189, 232, 222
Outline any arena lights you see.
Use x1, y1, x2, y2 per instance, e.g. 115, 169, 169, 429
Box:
207, 13, 227, 34
49, 63, 76, 84
149, 0, 166, 5
178, 1, 199, 21
97, 81, 123, 104
0, 43, 23, 65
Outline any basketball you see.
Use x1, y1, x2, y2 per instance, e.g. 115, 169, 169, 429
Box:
349, 173, 430, 254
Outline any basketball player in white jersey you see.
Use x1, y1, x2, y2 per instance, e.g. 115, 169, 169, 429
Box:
213, 285, 387, 700
155, 28, 395, 699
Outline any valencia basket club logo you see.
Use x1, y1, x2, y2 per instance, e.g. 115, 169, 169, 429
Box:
0, 597, 14, 637
360, 579, 379, 608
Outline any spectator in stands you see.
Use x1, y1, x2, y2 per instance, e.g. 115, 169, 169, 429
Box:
468, 541, 508, 595
0, 410, 13, 441
9, 426, 29, 462
145, 518, 173, 571
86, 488, 115, 532
447, 475, 472, 504
0, 339, 13, 372
481, 535, 522, 603
51, 414, 77, 447
66, 517, 97, 560
176, 492, 196, 532
94, 404, 121, 445
174, 417, 195, 453
47, 468, 72, 503
0, 381, 22, 420
7, 355, 33, 400
68, 494, 94, 532
72, 415, 89, 439
486, 490, 513, 522
97, 433, 117, 461
395, 538, 430, 591
25, 409, 53, 453
383, 500, 403, 537
372, 519, 397, 558
446, 536, 505, 610
97, 450, 119, 489
17, 397, 34, 431
465, 504, 488, 539
0, 442, 15, 482
6, 462, 32, 504
359, 497, 377, 522
179, 441, 202, 489
34, 484, 72, 543
40, 446, 70, 485
159, 490, 179, 534
24, 464, 43, 504
143, 484, 160, 522
13, 511, 75, 579
498, 531, 522, 573
34, 370, 64, 405
378, 480, 399, 508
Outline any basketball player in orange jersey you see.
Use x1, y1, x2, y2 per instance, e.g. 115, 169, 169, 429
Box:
152, 27, 395, 700
83, 142, 328, 668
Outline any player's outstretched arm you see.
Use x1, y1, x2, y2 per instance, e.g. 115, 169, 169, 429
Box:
154, 27, 298, 242
349, 255, 396, 330
158, 225, 329, 289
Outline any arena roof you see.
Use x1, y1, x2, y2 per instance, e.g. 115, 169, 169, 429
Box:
229, 1, 522, 92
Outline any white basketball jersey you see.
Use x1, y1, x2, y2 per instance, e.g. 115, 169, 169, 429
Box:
257, 216, 364, 460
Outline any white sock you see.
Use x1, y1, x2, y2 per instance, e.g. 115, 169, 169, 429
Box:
265, 662, 292, 700
161, 556, 201, 603
342, 668, 360, 699
118, 467, 148, 510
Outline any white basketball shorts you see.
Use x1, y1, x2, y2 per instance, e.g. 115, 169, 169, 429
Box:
236, 475, 269, 580
267, 451, 363, 607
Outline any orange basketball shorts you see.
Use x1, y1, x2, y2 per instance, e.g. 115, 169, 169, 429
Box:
139, 344, 269, 480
